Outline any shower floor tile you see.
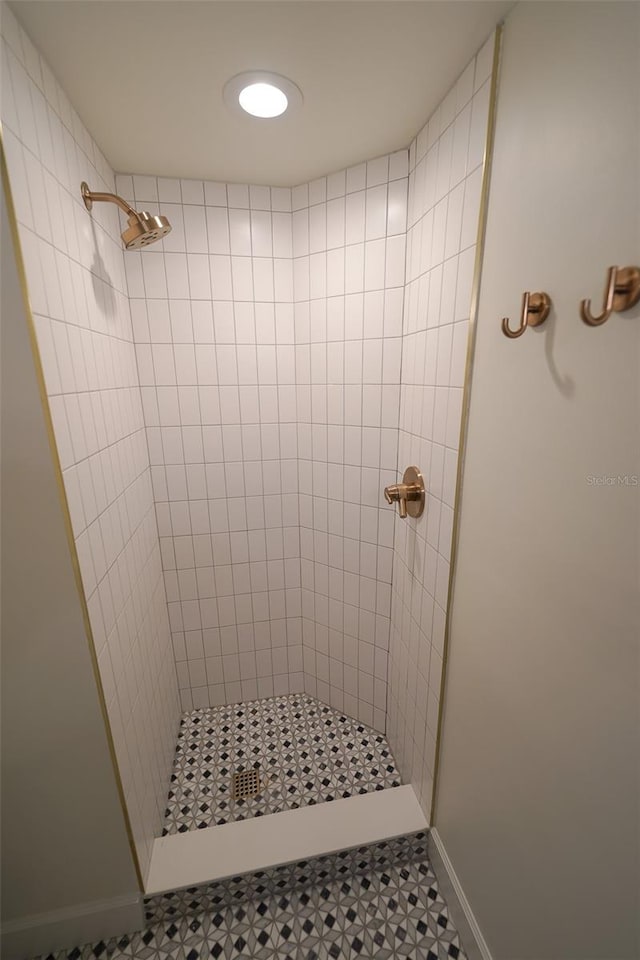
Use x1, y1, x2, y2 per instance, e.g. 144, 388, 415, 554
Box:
162, 693, 401, 835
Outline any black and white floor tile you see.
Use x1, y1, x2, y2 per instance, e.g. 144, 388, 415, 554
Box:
144, 833, 436, 925
38, 833, 468, 960
163, 694, 401, 835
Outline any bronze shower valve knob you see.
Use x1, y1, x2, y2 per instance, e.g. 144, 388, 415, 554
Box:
384, 466, 425, 519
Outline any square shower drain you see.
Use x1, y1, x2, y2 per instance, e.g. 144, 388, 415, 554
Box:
232, 768, 262, 800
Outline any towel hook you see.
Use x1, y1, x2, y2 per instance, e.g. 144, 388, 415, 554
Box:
580, 266, 640, 326
502, 291, 551, 339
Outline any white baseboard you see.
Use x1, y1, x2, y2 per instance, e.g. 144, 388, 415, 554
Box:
429, 829, 494, 960
1, 894, 144, 960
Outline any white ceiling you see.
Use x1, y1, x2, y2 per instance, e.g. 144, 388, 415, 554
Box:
11, 0, 512, 186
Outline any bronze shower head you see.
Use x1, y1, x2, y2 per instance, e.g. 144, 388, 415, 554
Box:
80, 181, 171, 249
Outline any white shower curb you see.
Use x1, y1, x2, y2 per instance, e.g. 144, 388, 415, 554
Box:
146, 784, 428, 895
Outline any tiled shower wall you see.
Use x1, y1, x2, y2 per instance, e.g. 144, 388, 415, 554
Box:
293, 156, 407, 730
123, 176, 303, 710
124, 158, 409, 726
0, 4, 180, 880
386, 36, 495, 814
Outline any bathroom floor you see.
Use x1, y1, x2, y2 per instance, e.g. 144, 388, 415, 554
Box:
163, 694, 401, 835
39, 833, 468, 960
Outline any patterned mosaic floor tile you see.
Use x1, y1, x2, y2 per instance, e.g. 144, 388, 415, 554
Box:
163, 694, 401, 835
144, 833, 431, 926
37, 833, 467, 960
33, 698, 468, 960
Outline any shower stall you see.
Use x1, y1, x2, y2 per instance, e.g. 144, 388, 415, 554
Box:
114, 46, 491, 877
1, 3, 494, 952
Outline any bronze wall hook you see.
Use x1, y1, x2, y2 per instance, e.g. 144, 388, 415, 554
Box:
501, 291, 551, 338
580, 265, 640, 326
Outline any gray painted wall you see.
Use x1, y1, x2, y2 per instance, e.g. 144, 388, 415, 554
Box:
1, 170, 141, 957
435, 4, 640, 958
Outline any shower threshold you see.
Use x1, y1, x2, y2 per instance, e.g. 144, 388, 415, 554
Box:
147, 783, 428, 896
162, 693, 401, 836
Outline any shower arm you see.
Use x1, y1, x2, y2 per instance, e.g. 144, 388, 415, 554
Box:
81, 181, 141, 220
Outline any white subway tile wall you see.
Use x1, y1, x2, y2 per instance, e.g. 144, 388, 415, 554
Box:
123, 176, 303, 710
293, 154, 408, 731
386, 38, 494, 816
0, 4, 181, 880
125, 155, 409, 728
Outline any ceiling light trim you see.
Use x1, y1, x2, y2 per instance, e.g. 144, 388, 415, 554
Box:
223, 70, 303, 120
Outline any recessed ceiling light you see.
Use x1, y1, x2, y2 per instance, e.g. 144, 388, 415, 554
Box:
239, 82, 288, 118
224, 71, 303, 120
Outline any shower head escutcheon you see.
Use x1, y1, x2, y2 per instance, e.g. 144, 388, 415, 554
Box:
80, 181, 171, 249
